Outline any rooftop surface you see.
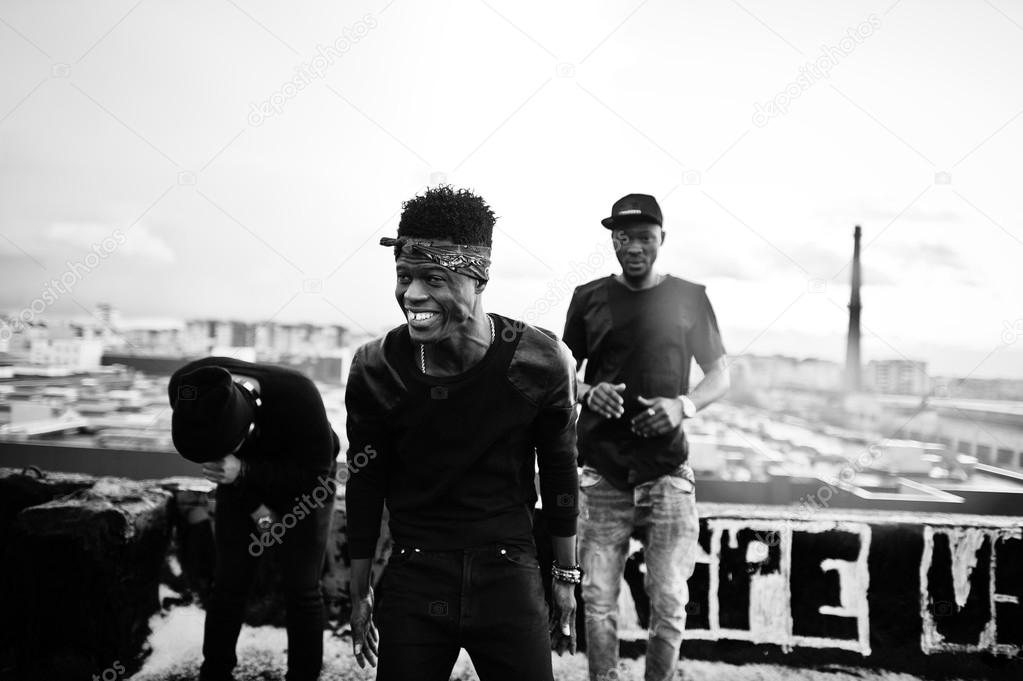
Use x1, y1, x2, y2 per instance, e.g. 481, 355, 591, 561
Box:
128, 606, 971, 681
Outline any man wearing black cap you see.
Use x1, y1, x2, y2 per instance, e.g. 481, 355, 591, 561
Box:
564, 193, 730, 681
168, 359, 339, 681
344, 185, 580, 681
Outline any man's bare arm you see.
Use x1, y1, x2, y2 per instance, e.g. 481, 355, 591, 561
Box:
576, 359, 625, 420
348, 557, 378, 668
689, 355, 730, 411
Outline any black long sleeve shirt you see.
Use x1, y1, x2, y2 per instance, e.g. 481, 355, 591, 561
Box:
344, 314, 580, 559
168, 357, 340, 511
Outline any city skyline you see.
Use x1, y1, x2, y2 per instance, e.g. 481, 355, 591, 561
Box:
2, 0, 1022, 379
5, 302, 1018, 392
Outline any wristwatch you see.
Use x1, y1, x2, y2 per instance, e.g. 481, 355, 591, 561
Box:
678, 395, 696, 419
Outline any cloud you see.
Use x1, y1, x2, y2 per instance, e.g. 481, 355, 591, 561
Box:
854, 204, 965, 225
884, 241, 965, 271
120, 225, 175, 263
45, 221, 174, 263
862, 239, 981, 288
45, 221, 111, 247
666, 237, 856, 284
785, 242, 849, 278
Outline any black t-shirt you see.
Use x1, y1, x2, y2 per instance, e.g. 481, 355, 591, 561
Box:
563, 275, 726, 489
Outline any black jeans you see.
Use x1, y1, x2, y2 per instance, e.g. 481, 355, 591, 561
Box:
199, 483, 333, 681
375, 542, 554, 681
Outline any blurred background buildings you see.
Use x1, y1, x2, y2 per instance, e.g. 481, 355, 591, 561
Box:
2, 227, 1023, 514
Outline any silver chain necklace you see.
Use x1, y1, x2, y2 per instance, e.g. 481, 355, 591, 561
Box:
420, 314, 494, 374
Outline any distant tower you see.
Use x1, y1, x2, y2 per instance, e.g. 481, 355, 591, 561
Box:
845, 226, 863, 392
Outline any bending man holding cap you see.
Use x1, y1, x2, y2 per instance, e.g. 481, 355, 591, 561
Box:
564, 193, 730, 681
344, 185, 580, 681
168, 358, 339, 681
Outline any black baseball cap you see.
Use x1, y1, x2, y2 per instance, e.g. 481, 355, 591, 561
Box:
601, 193, 663, 229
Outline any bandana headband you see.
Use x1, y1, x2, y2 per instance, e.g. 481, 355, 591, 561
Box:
380, 236, 492, 282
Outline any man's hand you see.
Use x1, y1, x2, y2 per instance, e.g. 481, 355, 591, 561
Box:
630, 396, 684, 438
201, 454, 243, 485
585, 382, 626, 420
350, 587, 379, 668
550, 580, 577, 655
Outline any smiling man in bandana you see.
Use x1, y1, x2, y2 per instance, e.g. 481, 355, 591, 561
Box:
344, 186, 581, 681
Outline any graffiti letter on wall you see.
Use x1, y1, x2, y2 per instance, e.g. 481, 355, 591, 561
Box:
688, 518, 871, 656
920, 526, 1022, 656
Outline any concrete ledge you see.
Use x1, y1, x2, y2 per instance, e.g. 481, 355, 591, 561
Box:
0, 473, 171, 681
1, 468, 1018, 679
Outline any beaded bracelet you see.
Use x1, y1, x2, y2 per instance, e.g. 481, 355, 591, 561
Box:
552, 563, 584, 584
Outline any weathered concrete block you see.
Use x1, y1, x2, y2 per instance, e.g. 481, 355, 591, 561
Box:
158, 479, 391, 628
4, 477, 171, 681
0, 467, 95, 544
0, 467, 101, 674
157, 477, 217, 607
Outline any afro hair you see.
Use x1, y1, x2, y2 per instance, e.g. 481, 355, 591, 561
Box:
397, 185, 495, 247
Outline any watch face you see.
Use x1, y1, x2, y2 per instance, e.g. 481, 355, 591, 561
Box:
682, 397, 696, 418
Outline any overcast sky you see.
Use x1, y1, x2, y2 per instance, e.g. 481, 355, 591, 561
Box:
2, 0, 1022, 378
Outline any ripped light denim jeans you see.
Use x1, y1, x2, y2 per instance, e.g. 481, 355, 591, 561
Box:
579, 464, 699, 681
